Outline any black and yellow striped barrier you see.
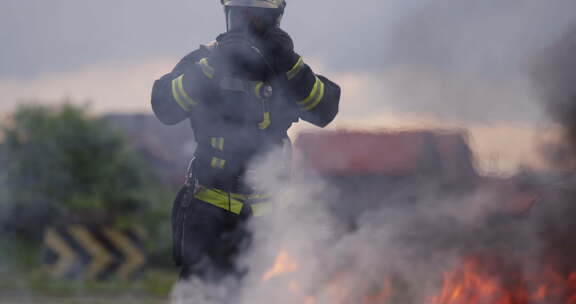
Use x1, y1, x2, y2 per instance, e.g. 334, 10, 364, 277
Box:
43, 225, 146, 280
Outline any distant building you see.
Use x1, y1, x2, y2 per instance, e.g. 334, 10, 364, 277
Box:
295, 130, 479, 226
296, 130, 477, 184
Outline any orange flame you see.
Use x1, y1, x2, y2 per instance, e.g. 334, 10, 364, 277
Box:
261, 250, 576, 303
261, 249, 299, 282
428, 256, 576, 304
261, 249, 391, 303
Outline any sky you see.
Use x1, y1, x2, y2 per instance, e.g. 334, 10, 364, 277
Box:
1, 0, 576, 172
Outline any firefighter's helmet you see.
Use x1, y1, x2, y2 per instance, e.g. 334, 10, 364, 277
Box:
221, 0, 286, 32
221, 0, 286, 9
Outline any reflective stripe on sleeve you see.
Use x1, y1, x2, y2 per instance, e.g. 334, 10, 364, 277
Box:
297, 76, 325, 111
254, 82, 264, 98
171, 74, 198, 112
286, 57, 304, 80
198, 58, 215, 79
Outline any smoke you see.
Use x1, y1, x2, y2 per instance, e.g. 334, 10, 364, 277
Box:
170, 145, 571, 303
168, 3, 576, 303
0, 144, 10, 273
2, 1, 576, 302
532, 26, 576, 168
350, 0, 576, 124
530, 23, 576, 276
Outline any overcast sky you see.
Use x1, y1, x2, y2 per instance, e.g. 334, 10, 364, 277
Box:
1, 0, 576, 171
2, 0, 575, 77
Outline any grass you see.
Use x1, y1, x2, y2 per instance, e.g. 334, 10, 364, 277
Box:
1, 239, 178, 302
0, 296, 167, 304
0, 268, 178, 298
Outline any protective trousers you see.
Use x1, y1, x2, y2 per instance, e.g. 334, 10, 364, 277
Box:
172, 185, 251, 282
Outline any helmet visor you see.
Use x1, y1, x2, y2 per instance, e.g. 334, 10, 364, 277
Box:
222, 0, 284, 9
226, 6, 280, 32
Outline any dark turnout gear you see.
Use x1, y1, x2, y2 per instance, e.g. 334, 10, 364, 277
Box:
151, 10, 340, 280
172, 186, 251, 280
152, 32, 340, 191
210, 32, 275, 80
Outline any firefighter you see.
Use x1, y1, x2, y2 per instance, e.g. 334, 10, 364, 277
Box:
151, 0, 340, 281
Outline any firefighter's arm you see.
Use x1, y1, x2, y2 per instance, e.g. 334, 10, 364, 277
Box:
151, 49, 215, 125
284, 58, 341, 127
263, 28, 340, 127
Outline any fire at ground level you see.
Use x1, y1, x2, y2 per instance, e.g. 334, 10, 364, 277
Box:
7, 130, 575, 304
261, 251, 576, 303
239, 130, 576, 304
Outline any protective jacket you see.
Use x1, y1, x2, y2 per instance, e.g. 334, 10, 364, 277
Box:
152, 28, 339, 281
151, 29, 340, 194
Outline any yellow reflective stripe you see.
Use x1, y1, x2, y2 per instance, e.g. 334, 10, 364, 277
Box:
251, 203, 272, 216
297, 76, 320, 105
230, 193, 270, 201
286, 57, 304, 80
302, 78, 325, 111
259, 112, 271, 130
171, 75, 194, 112
230, 193, 247, 200
198, 58, 215, 79
297, 76, 324, 107
254, 82, 264, 98
211, 137, 225, 151
176, 74, 198, 107
194, 187, 271, 216
211, 157, 226, 169
194, 188, 243, 215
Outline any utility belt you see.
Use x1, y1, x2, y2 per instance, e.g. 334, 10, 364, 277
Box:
171, 163, 272, 266
184, 157, 272, 217
193, 184, 272, 217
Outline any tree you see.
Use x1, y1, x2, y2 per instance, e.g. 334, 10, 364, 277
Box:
0, 104, 167, 239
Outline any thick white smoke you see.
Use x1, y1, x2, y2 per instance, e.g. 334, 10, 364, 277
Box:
169, 1, 576, 303
170, 146, 547, 303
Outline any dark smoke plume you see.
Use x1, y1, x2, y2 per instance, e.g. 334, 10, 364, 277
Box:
533, 26, 576, 167
530, 25, 576, 281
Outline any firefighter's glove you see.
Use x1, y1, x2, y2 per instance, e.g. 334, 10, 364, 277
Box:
212, 31, 273, 80
260, 27, 300, 74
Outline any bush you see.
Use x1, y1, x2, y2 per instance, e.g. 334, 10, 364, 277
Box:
0, 104, 169, 241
